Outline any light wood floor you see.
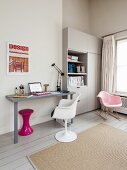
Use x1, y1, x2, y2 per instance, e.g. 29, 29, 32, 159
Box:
1, 111, 127, 170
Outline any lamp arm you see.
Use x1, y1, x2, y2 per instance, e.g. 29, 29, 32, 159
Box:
54, 65, 62, 73
51, 63, 64, 91
54, 65, 64, 76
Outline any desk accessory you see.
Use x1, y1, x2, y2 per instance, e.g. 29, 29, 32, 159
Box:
13, 94, 33, 98
76, 65, 80, 73
32, 92, 51, 96
19, 84, 25, 95
51, 63, 64, 92
44, 84, 49, 92
15, 87, 18, 95
81, 66, 85, 73
28, 82, 43, 93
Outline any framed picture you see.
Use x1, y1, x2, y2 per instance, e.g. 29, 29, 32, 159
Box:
7, 42, 29, 75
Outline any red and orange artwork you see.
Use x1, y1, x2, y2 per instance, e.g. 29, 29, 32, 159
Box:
7, 43, 29, 75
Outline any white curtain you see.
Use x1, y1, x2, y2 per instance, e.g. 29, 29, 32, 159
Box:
101, 35, 116, 93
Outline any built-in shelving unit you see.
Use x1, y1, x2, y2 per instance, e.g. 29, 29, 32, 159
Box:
67, 49, 87, 87
62, 27, 102, 115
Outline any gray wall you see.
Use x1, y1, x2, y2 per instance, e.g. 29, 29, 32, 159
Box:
63, 0, 90, 33
90, 0, 127, 37
0, 0, 62, 134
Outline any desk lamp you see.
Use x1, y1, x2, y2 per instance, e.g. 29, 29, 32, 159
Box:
51, 63, 64, 92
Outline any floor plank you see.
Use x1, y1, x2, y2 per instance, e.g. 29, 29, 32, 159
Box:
0, 111, 127, 170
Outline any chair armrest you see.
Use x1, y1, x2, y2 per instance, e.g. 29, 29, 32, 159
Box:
58, 99, 73, 107
56, 106, 72, 109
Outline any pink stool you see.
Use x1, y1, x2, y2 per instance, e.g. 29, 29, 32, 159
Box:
18, 109, 34, 136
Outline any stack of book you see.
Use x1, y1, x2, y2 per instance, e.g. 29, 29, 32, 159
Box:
68, 76, 84, 86
68, 55, 78, 62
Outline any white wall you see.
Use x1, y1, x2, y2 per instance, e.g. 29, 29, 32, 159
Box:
90, 0, 127, 37
62, 0, 90, 33
0, 0, 62, 134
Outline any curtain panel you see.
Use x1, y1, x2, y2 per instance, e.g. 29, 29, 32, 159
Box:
101, 35, 116, 93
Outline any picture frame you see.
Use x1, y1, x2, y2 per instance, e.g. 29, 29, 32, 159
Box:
7, 42, 30, 75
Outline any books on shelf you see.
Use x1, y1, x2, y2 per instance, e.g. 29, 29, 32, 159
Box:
68, 63, 77, 73
68, 76, 84, 86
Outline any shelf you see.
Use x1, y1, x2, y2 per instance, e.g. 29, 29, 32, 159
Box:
67, 60, 85, 64
68, 73, 87, 75
68, 49, 87, 55
68, 85, 88, 87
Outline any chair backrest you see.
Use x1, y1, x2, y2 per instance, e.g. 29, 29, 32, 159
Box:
97, 91, 111, 104
53, 94, 80, 120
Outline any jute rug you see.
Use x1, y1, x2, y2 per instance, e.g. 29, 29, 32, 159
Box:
28, 124, 127, 170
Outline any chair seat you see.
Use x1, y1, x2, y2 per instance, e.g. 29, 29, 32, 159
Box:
103, 102, 122, 108
19, 109, 33, 116
18, 109, 34, 136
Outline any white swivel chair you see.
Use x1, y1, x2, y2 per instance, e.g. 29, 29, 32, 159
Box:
52, 94, 80, 143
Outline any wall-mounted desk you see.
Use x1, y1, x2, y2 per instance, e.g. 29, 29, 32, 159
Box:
6, 92, 75, 144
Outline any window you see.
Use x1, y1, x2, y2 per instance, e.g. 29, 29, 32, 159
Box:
117, 39, 127, 92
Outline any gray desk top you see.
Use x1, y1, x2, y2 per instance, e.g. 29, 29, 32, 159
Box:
6, 91, 75, 103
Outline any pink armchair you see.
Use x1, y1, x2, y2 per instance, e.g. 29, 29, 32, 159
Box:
97, 91, 122, 120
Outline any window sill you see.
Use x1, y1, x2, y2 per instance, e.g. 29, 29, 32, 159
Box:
114, 91, 127, 97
